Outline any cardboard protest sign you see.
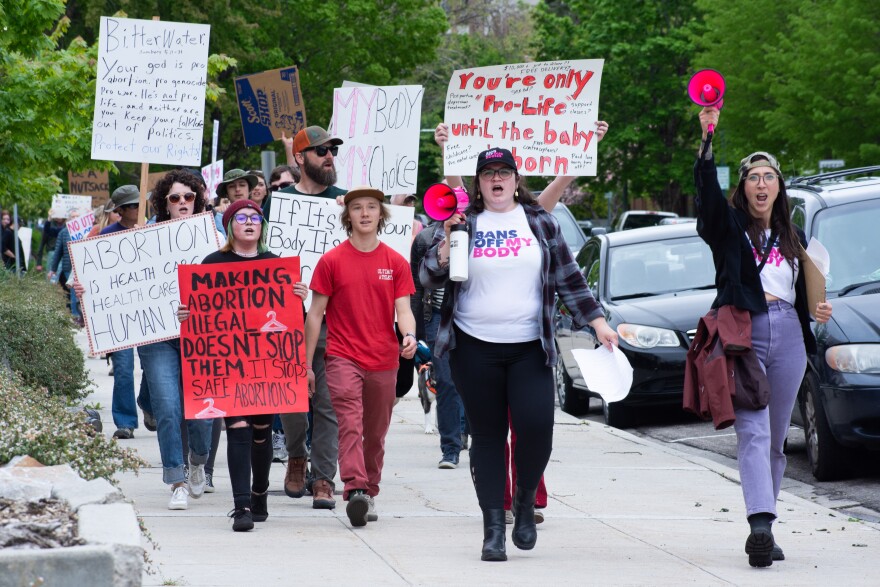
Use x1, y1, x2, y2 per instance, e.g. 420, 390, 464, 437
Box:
201, 160, 224, 201
265, 193, 414, 308
178, 257, 308, 419
69, 213, 221, 354
330, 85, 424, 192
68, 171, 110, 207
67, 211, 96, 242
51, 194, 93, 219
91, 16, 210, 166
235, 66, 307, 147
444, 60, 604, 177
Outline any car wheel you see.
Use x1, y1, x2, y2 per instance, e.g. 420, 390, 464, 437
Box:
602, 399, 632, 429
800, 371, 852, 481
555, 350, 590, 415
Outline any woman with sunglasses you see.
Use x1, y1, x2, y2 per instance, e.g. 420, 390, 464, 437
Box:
420, 148, 618, 562
178, 199, 308, 531
695, 107, 832, 567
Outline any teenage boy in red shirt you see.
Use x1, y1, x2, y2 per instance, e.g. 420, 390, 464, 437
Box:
305, 185, 417, 528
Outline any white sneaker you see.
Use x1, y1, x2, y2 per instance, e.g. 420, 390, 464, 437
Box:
366, 495, 378, 522
188, 464, 205, 499
272, 432, 288, 462
168, 485, 189, 510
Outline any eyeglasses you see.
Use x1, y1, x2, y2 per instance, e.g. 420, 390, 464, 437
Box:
304, 145, 339, 157
746, 173, 778, 184
233, 213, 263, 225
167, 192, 196, 204
479, 168, 515, 180
119, 203, 139, 210
271, 181, 294, 191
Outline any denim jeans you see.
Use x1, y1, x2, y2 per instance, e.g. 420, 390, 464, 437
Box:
110, 349, 138, 430
138, 339, 213, 485
734, 301, 807, 518
69, 285, 81, 320
425, 311, 464, 459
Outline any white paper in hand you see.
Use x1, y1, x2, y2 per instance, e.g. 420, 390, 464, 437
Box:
570, 345, 633, 403
806, 237, 831, 278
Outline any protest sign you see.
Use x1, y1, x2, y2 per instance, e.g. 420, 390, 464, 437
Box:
19, 227, 32, 266
265, 193, 414, 308
444, 60, 604, 177
330, 85, 424, 192
91, 16, 210, 166
67, 211, 96, 242
235, 66, 307, 147
69, 212, 220, 354
68, 171, 110, 207
201, 160, 224, 201
51, 194, 93, 219
178, 257, 308, 419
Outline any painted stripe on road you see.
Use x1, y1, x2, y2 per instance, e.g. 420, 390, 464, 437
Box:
667, 432, 737, 443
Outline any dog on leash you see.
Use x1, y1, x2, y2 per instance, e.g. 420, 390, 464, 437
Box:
417, 362, 438, 434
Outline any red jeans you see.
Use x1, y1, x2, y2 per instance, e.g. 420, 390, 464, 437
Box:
504, 425, 548, 509
325, 355, 397, 500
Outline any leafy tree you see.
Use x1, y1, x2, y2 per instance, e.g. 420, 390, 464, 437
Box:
533, 0, 704, 215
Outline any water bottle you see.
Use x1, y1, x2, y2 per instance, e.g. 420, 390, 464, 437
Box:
449, 223, 469, 282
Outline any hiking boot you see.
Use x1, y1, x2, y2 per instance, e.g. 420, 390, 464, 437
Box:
112, 427, 134, 440
745, 513, 775, 568
346, 490, 369, 527
251, 491, 269, 522
142, 411, 157, 432
312, 479, 336, 509
366, 495, 378, 522
284, 457, 308, 498
229, 507, 254, 532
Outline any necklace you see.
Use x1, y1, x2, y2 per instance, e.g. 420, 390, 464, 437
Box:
233, 249, 259, 258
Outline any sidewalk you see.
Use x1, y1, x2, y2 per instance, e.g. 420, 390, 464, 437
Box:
79, 331, 879, 586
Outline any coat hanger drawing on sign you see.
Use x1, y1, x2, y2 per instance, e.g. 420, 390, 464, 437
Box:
260, 310, 288, 332
194, 398, 227, 419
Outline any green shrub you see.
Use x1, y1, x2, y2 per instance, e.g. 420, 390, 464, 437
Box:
0, 373, 145, 481
0, 271, 91, 401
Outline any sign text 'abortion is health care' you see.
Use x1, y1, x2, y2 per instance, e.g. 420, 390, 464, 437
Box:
444, 60, 603, 177
91, 17, 210, 166
69, 213, 221, 354
179, 257, 308, 419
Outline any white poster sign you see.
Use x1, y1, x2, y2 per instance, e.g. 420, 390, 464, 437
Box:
265, 193, 414, 308
67, 211, 96, 242
91, 16, 210, 166
330, 85, 424, 192
201, 159, 224, 202
19, 227, 32, 266
69, 213, 221, 354
51, 194, 93, 219
444, 60, 604, 177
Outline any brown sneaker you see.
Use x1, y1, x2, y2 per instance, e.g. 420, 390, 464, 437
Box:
312, 479, 336, 510
284, 457, 308, 498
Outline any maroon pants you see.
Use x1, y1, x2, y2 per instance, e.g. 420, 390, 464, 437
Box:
325, 355, 397, 500
504, 425, 548, 509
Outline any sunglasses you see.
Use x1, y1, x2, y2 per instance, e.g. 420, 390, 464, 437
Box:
119, 203, 139, 210
234, 213, 263, 225
167, 191, 197, 204
304, 145, 339, 157
271, 181, 294, 191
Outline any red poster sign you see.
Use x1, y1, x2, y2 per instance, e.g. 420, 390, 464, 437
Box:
178, 257, 308, 419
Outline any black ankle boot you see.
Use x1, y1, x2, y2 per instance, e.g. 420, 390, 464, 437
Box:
512, 486, 538, 550
745, 512, 775, 568
481, 509, 507, 562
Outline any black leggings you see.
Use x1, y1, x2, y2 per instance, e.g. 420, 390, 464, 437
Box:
448, 326, 554, 510
225, 414, 274, 509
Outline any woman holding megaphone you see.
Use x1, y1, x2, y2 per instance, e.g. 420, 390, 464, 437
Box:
420, 146, 617, 562
694, 107, 832, 567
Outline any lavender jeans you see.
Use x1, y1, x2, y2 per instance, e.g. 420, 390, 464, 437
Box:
734, 300, 807, 518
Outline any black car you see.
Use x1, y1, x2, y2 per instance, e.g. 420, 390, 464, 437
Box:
787, 166, 880, 480
554, 223, 716, 427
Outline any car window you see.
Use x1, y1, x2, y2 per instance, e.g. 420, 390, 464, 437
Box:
790, 198, 806, 230
811, 199, 880, 292
608, 236, 714, 299
551, 205, 586, 252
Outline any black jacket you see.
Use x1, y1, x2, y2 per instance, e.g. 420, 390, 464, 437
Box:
694, 155, 816, 354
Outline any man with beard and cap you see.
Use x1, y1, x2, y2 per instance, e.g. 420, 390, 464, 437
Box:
263, 125, 347, 511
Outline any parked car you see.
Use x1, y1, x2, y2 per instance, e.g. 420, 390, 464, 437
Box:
612, 210, 678, 232
786, 166, 880, 481
554, 223, 716, 427
577, 219, 594, 235
658, 216, 697, 225
551, 203, 588, 256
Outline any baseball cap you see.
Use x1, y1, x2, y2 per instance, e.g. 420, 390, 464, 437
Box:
739, 151, 782, 180
475, 148, 517, 174
293, 126, 344, 155
343, 185, 385, 206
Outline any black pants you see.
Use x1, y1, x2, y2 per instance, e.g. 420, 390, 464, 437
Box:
225, 414, 274, 509
449, 326, 554, 510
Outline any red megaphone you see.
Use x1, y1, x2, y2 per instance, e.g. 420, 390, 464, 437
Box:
423, 183, 469, 222
687, 69, 725, 135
